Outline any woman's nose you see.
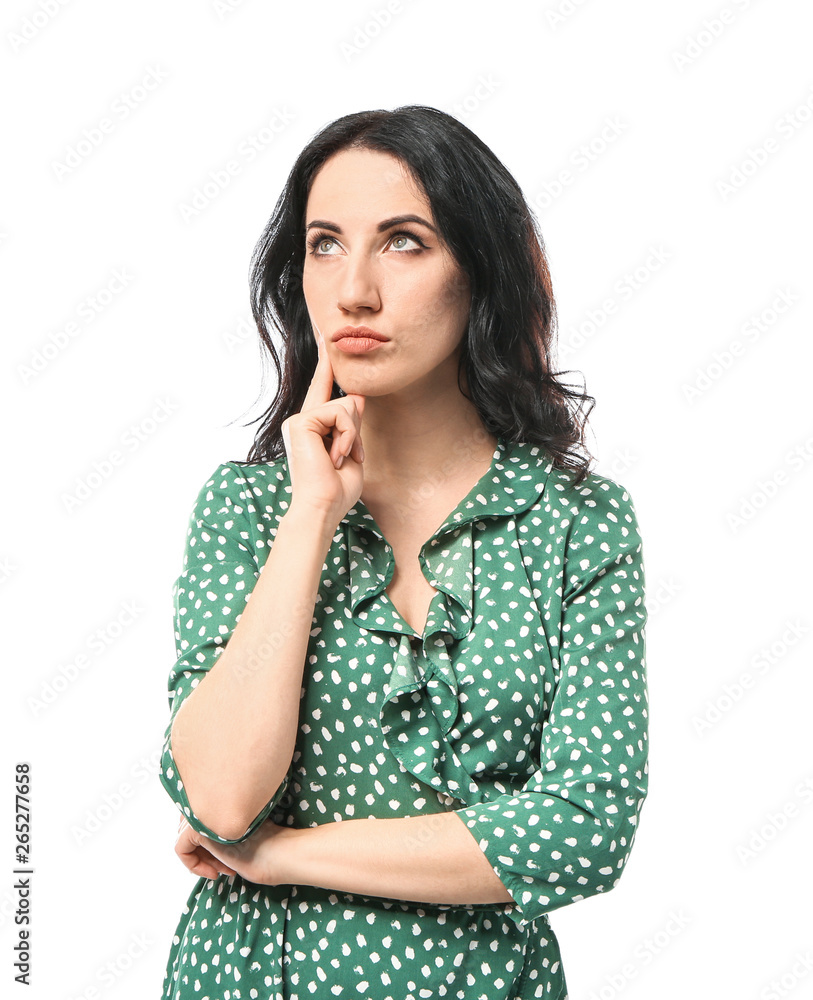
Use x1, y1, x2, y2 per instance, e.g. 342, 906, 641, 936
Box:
336, 256, 381, 314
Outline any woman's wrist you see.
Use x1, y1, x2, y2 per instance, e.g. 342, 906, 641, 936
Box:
284, 498, 336, 523
280, 503, 339, 546
275, 824, 316, 886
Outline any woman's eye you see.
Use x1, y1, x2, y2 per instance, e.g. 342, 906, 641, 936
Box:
307, 230, 426, 257
315, 238, 337, 254
389, 234, 419, 252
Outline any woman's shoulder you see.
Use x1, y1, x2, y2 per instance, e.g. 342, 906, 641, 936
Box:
504, 439, 639, 530
186, 456, 292, 528
530, 459, 644, 569
542, 459, 641, 525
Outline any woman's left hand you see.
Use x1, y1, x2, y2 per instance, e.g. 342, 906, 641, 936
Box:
175, 815, 294, 884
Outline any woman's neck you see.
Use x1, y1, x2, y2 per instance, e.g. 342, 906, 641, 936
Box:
357, 396, 497, 492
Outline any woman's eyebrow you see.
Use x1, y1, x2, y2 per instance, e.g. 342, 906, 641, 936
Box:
304, 214, 437, 235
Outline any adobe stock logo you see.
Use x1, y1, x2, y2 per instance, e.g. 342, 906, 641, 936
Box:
18, 268, 134, 386
176, 107, 295, 222
7, 0, 73, 52
691, 619, 808, 735
681, 288, 797, 403
60, 397, 181, 513
587, 909, 692, 1000
340, 0, 406, 63
50, 66, 170, 181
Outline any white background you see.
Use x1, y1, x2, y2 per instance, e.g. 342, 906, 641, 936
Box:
2, 1, 812, 998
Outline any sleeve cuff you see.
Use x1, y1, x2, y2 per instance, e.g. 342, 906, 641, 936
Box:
454, 803, 548, 931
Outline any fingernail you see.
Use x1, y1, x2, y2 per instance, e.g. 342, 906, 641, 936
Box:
360, 444, 365, 462
336, 454, 344, 468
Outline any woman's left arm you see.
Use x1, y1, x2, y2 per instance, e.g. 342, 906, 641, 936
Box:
448, 478, 649, 930
178, 806, 514, 904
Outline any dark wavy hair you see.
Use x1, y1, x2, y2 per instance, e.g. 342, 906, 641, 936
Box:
243, 104, 595, 483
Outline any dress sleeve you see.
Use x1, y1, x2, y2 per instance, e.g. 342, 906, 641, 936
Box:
158, 462, 292, 844
453, 476, 649, 930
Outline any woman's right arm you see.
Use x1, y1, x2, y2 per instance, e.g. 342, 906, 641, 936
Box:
167, 501, 337, 842
164, 326, 365, 843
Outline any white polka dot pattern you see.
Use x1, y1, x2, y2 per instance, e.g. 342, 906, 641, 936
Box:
158, 436, 648, 999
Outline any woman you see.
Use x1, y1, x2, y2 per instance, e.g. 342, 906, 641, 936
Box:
159, 105, 648, 1000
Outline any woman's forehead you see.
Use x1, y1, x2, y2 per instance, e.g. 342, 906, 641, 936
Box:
307, 149, 430, 215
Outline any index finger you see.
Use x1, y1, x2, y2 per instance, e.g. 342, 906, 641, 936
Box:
301, 320, 335, 412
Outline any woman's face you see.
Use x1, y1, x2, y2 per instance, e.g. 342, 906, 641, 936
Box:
301, 148, 471, 400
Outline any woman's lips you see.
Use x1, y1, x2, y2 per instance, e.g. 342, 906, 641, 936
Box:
334, 337, 387, 354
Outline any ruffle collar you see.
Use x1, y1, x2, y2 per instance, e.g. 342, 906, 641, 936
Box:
342, 434, 555, 543
342, 434, 555, 639
339, 435, 556, 804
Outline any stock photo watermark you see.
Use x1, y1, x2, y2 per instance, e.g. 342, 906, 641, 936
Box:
716, 83, 813, 201
758, 949, 813, 1000
545, 0, 595, 30
558, 245, 670, 359
587, 909, 693, 1000
530, 116, 628, 214
222, 314, 255, 353
682, 287, 797, 403
646, 577, 682, 618
388, 427, 496, 526
177, 106, 295, 222
18, 267, 134, 385
691, 618, 808, 735
726, 429, 813, 532
672, 0, 762, 72
71, 747, 161, 846
444, 74, 500, 122
7, 0, 73, 51
211, 0, 250, 17
67, 930, 153, 1000
735, 775, 813, 866
340, 0, 407, 63
0, 556, 17, 586
28, 600, 144, 717
51, 65, 170, 181
60, 396, 181, 513
598, 447, 638, 481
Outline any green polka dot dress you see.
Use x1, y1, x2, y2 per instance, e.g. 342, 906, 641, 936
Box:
159, 435, 648, 1000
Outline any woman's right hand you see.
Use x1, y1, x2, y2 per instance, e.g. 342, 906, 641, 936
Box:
280, 327, 366, 526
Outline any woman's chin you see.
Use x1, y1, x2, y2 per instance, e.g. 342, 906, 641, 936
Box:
334, 376, 381, 398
